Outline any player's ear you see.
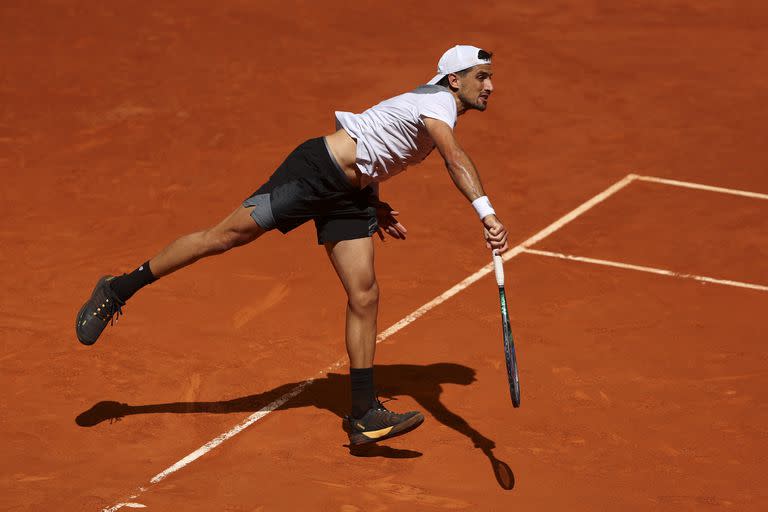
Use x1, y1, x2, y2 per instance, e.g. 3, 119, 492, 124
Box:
447, 73, 460, 90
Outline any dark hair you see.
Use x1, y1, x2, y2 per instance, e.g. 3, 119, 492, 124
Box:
436, 49, 493, 88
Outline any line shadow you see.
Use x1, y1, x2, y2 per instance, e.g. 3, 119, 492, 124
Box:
76, 362, 514, 489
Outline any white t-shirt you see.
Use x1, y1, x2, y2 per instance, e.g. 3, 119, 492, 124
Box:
335, 85, 458, 183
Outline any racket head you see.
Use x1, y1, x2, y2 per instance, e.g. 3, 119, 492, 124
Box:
507, 329, 520, 407
498, 286, 521, 407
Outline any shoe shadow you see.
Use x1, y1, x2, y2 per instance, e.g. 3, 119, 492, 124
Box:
345, 443, 423, 459
76, 362, 514, 489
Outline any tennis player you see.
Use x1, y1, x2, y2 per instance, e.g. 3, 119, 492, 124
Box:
75, 45, 509, 445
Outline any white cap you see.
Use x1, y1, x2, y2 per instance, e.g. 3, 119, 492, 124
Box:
427, 45, 492, 85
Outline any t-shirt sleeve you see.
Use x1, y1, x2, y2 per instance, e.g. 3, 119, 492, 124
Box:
419, 91, 457, 128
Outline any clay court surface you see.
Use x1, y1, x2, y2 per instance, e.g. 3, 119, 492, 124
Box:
2, 1, 768, 510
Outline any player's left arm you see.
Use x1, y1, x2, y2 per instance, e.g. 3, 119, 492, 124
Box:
424, 117, 509, 253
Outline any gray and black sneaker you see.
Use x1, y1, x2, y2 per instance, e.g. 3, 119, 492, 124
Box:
344, 399, 424, 445
75, 276, 124, 345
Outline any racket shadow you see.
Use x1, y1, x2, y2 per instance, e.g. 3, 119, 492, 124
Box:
485, 446, 515, 490
75, 362, 514, 484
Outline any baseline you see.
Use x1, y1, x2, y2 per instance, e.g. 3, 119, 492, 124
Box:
523, 248, 768, 292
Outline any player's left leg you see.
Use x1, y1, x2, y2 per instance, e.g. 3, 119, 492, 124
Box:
324, 237, 378, 369
324, 237, 424, 445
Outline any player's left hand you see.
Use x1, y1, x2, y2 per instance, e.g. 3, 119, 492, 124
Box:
373, 200, 407, 241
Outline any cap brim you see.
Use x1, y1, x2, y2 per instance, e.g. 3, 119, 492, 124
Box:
426, 73, 444, 85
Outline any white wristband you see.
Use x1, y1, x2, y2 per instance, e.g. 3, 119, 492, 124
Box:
471, 196, 495, 220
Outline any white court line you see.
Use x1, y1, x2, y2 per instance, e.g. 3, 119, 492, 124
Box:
507, 173, 638, 256
634, 174, 768, 200
100, 173, 638, 511
523, 248, 768, 292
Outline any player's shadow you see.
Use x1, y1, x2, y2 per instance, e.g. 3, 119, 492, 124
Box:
76, 362, 514, 490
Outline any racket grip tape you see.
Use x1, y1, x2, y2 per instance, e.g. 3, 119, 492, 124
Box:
492, 250, 505, 287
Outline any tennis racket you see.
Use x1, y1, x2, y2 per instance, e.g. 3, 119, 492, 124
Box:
492, 250, 520, 408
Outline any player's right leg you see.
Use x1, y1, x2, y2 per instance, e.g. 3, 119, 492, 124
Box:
75, 205, 265, 345
76, 137, 334, 346
149, 204, 266, 278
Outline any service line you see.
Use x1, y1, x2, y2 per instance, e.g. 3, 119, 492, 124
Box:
101, 173, 637, 511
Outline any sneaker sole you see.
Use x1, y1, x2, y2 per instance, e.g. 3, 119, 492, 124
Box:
348, 412, 424, 446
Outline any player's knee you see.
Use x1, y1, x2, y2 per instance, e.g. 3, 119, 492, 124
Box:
348, 280, 379, 313
202, 229, 239, 254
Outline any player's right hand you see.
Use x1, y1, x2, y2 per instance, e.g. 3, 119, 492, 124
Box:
483, 214, 509, 253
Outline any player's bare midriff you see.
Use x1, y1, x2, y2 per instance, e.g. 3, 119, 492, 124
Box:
325, 128, 367, 189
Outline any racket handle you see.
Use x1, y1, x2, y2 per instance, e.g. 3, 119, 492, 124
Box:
492, 250, 505, 287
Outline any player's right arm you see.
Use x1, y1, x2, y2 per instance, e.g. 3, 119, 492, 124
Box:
424, 117, 509, 253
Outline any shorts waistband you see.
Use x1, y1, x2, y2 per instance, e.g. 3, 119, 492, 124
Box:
322, 137, 356, 191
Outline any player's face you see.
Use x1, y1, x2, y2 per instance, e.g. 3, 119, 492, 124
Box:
457, 64, 494, 112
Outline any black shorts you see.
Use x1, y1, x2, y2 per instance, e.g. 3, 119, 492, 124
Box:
242, 137, 378, 245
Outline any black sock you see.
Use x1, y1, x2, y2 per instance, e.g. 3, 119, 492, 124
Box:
350, 367, 375, 419
109, 261, 157, 302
